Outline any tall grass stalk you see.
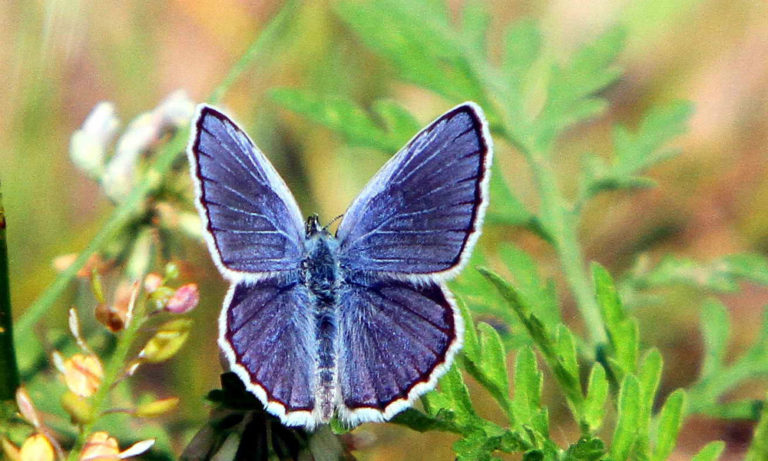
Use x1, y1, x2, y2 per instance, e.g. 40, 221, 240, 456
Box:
0, 182, 20, 401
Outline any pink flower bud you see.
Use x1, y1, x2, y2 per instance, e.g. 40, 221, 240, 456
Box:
165, 284, 199, 314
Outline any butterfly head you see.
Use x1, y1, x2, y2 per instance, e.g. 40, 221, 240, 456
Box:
305, 214, 327, 238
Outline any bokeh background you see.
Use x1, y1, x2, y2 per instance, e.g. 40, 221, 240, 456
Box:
3, 0, 768, 459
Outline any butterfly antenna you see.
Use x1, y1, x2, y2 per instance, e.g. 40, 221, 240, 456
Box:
324, 214, 344, 231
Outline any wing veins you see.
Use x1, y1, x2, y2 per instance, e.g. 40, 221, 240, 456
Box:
359, 290, 442, 356
201, 125, 268, 187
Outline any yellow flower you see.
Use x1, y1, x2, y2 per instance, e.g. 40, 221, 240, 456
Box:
79, 432, 155, 461
80, 432, 119, 461
62, 354, 104, 397
19, 434, 54, 461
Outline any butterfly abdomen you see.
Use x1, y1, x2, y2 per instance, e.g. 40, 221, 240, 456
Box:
302, 230, 341, 421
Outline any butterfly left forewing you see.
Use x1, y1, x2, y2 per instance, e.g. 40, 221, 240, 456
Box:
188, 105, 306, 279
189, 106, 322, 428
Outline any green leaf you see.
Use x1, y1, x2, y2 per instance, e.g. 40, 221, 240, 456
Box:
613, 101, 694, 177
700, 299, 731, 377
512, 347, 542, 431
501, 18, 542, 138
453, 427, 529, 461
611, 375, 641, 461
583, 364, 609, 433
480, 267, 583, 415
692, 441, 726, 461
371, 99, 421, 145
563, 437, 606, 461
593, 263, 637, 375
594, 263, 625, 327
457, 296, 480, 364
461, 0, 491, 53
638, 348, 663, 423
271, 89, 409, 152
451, 259, 524, 349
555, 326, 580, 395
486, 171, 538, 231
533, 28, 625, 151
652, 389, 687, 461
499, 244, 561, 329
335, 1, 481, 103
479, 267, 556, 360
390, 408, 462, 433
628, 253, 768, 294
476, 322, 511, 410
503, 19, 542, 90
438, 366, 477, 426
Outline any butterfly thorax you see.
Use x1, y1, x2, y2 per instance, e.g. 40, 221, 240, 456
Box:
302, 216, 341, 305
302, 215, 341, 421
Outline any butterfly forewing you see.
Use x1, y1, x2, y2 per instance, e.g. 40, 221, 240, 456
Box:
336, 103, 492, 278
189, 105, 305, 276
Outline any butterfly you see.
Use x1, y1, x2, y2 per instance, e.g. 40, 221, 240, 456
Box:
187, 102, 492, 429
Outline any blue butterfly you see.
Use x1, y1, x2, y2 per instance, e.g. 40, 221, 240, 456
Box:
187, 102, 493, 429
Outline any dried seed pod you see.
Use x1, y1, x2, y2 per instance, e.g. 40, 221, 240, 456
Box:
139, 318, 192, 363
134, 397, 180, 418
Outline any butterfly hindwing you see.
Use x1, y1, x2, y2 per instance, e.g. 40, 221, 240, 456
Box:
336, 103, 492, 278
188, 105, 305, 276
336, 273, 462, 424
220, 277, 318, 427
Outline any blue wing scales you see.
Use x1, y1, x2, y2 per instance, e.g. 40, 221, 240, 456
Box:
336, 274, 462, 423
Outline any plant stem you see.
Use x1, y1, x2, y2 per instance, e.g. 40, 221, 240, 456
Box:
489, 107, 608, 349
463, 50, 609, 349
0, 182, 20, 401
66, 292, 147, 461
526, 152, 607, 348
15, 0, 299, 344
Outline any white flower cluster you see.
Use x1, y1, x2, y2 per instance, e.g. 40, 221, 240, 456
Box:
69, 90, 195, 202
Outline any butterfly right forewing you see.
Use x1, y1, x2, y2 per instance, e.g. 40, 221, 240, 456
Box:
335, 102, 492, 280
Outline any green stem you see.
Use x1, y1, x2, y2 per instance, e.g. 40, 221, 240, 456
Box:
527, 152, 607, 348
15, 0, 299, 343
66, 295, 148, 461
462, 49, 608, 349
0, 182, 20, 401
